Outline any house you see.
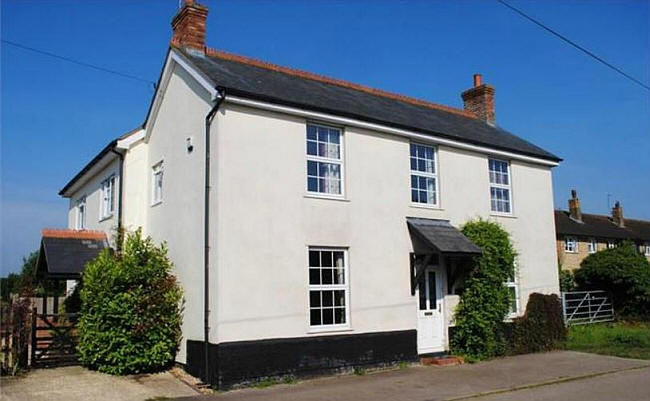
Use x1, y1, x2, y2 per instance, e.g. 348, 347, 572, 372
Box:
555, 190, 650, 270
54, 0, 561, 388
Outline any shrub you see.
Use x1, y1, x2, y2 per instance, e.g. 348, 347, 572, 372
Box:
451, 219, 516, 360
558, 268, 575, 292
574, 242, 650, 319
511, 293, 566, 354
77, 230, 183, 375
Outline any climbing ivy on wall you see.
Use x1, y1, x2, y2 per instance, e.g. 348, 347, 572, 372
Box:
451, 219, 516, 360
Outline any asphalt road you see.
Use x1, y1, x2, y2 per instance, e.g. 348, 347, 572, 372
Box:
173, 351, 650, 401
472, 366, 650, 401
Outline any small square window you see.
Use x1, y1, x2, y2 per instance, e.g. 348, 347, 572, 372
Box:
565, 237, 577, 253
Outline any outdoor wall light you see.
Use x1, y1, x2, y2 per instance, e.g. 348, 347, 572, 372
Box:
186, 137, 194, 153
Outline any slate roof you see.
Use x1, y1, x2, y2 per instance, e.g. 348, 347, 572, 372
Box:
36, 229, 108, 279
176, 47, 561, 162
407, 217, 482, 255
554, 210, 650, 241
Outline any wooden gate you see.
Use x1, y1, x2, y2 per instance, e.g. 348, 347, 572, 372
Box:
31, 310, 79, 368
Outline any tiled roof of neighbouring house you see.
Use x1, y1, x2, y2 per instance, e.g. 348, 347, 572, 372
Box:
554, 210, 650, 241
37, 229, 109, 279
175, 47, 561, 163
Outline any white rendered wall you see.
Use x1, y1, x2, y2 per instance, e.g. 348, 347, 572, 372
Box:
67, 157, 120, 244
122, 140, 148, 233
144, 62, 213, 363
213, 102, 559, 345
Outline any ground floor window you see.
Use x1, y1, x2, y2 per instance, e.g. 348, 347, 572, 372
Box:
505, 264, 519, 317
308, 248, 348, 329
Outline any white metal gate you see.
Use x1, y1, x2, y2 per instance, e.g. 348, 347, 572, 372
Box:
561, 291, 614, 325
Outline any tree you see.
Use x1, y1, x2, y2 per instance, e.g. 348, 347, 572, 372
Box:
1, 251, 64, 301
77, 230, 184, 374
451, 219, 516, 360
574, 242, 650, 319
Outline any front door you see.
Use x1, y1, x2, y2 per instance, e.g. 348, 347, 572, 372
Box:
417, 267, 445, 354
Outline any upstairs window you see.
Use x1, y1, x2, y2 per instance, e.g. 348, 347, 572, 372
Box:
76, 197, 86, 230
100, 175, 116, 220
564, 236, 578, 253
410, 143, 438, 206
607, 241, 616, 249
306, 124, 343, 196
152, 162, 164, 205
308, 248, 349, 329
489, 159, 511, 214
588, 238, 598, 254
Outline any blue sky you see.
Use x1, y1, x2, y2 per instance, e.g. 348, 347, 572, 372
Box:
1, 1, 648, 274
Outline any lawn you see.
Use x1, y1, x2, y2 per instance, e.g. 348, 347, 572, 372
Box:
564, 321, 650, 360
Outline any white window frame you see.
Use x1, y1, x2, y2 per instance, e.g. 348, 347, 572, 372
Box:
505, 262, 520, 318
645, 242, 650, 256
488, 158, 513, 215
607, 240, 616, 249
99, 175, 116, 220
564, 236, 578, 253
307, 247, 350, 332
305, 123, 345, 198
151, 161, 164, 206
76, 196, 87, 230
410, 142, 439, 207
588, 238, 598, 254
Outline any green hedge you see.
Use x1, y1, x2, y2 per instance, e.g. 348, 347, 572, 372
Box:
77, 230, 184, 375
511, 293, 566, 354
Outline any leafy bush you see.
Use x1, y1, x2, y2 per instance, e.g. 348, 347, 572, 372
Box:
451, 219, 516, 360
511, 293, 566, 354
78, 230, 183, 374
574, 242, 650, 319
558, 268, 575, 292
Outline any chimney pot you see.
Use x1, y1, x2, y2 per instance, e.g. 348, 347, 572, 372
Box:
612, 201, 624, 227
473, 74, 482, 87
568, 189, 583, 223
461, 73, 495, 125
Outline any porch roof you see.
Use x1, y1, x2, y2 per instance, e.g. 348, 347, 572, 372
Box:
36, 229, 109, 280
407, 218, 482, 256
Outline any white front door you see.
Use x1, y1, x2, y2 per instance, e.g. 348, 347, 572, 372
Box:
416, 267, 445, 354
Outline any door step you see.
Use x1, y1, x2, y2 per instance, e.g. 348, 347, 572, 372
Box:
420, 355, 464, 367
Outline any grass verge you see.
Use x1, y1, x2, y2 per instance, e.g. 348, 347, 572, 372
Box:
564, 321, 650, 360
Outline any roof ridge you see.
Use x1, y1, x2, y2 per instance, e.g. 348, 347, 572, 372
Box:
42, 229, 107, 240
198, 46, 477, 119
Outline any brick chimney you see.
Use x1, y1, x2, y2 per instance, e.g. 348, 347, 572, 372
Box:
461, 74, 496, 125
568, 189, 583, 223
612, 201, 624, 227
171, 0, 208, 52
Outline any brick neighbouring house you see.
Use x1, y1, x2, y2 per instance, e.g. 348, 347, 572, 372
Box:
555, 190, 650, 271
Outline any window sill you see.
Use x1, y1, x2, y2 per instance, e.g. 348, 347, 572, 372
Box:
307, 326, 353, 335
304, 193, 350, 202
151, 200, 163, 208
98, 215, 113, 223
490, 213, 516, 219
409, 203, 443, 211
